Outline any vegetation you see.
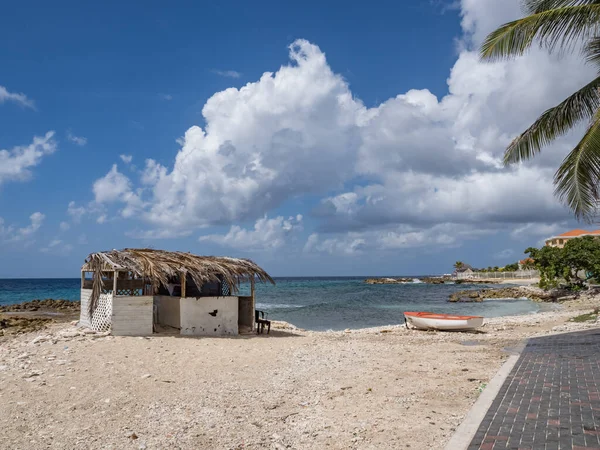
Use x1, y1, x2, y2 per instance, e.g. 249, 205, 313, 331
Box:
525, 236, 600, 289
481, 1, 600, 221
570, 310, 599, 322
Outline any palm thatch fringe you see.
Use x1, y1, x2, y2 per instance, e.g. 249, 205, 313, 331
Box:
82, 248, 275, 317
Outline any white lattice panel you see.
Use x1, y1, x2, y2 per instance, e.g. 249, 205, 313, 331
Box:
90, 293, 113, 332
79, 289, 92, 328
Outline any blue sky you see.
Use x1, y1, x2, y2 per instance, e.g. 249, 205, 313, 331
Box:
0, 0, 592, 277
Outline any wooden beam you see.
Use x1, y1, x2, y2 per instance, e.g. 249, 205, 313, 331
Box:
81, 271, 85, 289
181, 272, 187, 298
250, 276, 255, 330
113, 270, 118, 295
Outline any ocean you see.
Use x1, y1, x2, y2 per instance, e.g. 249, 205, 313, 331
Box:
0, 277, 541, 331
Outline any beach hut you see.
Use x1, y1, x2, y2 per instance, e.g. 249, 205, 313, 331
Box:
79, 249, 274, 336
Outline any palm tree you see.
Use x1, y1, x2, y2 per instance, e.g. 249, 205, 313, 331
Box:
481, 1, 600, 220
454, 261, 465, 269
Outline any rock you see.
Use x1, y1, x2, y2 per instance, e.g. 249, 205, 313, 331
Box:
60, 331, 81, 338
31, 336, 49, 344
448, 287, 556, 303
129, 432, 138, 440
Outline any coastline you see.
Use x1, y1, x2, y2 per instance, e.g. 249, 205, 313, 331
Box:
1, 291, 598, 449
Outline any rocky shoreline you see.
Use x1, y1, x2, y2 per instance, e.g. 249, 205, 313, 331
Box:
0, 299, 79, 336
364, 277, 499, 285
448, 286, 579, 303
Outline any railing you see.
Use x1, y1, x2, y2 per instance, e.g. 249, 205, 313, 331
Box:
455, 270, 539, 280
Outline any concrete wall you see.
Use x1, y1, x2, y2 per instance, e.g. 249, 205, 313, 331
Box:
238, 296, 254, 331
111, 296, 153, 336
154, 295, 181, 329
180, 296, 238, 336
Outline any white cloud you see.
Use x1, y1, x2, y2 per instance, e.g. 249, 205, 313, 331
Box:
96, 214, 107, 224
159, 94, 173, 101
304, 233, 366, 256
59, 221, 70, 232
84, 0, 595, 254
119, 154, 133, 164
66, 130, 87, 146
304, 223, 490, 256
40, 239, 73, 254
494, 248, 515, 260
0, 85, 35, 109
212, 70, 242, 79
0, 132, 56, 187
510, 223, 566, 241
1, 212, 45, 244
93, 165, 143, 218
125, 228, 193, 240
67, 201, 87, 223
200, 215, 303, 250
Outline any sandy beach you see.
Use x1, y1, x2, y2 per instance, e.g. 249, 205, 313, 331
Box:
0, 292, 598, 450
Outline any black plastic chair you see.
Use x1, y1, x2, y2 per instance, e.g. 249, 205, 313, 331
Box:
255, 309, 271, 334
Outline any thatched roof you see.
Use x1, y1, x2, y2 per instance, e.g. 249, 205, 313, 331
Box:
83, 248, 274, 316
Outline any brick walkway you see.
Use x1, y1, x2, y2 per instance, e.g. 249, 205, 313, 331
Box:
469, 329, 600, 450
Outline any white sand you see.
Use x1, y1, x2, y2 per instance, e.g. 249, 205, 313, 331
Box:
0, 294, 598, 450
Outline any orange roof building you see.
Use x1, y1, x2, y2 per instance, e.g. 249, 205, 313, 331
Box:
545, 229, 600, 248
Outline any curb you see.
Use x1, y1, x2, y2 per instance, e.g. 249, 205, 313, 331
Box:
443, 342, 526, 450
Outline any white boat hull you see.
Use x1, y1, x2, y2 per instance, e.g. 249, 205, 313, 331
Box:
405, 312, 484, 331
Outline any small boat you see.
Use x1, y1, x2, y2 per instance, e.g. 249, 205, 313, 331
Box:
404, 311, 484, 331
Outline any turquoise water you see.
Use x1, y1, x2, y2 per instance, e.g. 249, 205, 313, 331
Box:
0, 277, 540, 331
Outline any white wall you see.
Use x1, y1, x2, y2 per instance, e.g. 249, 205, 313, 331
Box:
111, 296, 153, 336
154, 295, 181, 329
180, 296, 238, 336
79, 288, 92, 328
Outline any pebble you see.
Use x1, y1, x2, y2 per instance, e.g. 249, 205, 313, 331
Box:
141, 374, 152, 379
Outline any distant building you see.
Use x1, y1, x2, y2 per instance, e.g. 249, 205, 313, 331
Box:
545, 229, 600, 248
453, 264, 474, 278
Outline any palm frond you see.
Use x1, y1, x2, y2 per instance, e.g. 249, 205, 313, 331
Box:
554, 110, 600, 220
584, 35, 600, 63
504, 75, 600, 164
523, 0, 600, 15
481, 5, 600, 61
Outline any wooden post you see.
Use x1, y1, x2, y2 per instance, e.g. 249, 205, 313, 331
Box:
180, 272, 187, 298
81, 271, 85, 289
250, 276, 255, 331
113, 270, 118, 295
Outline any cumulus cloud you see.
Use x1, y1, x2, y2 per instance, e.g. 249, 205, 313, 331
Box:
88, 0, 592, 254
119, 154, 133, 164
66, 130, 87, 146
93, 164, 142, 218
0, 132, 56, 187
200, 215, 303, 250
0, 212, 45, 243
0, 85, 35, 109
212, 70, 242, 79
